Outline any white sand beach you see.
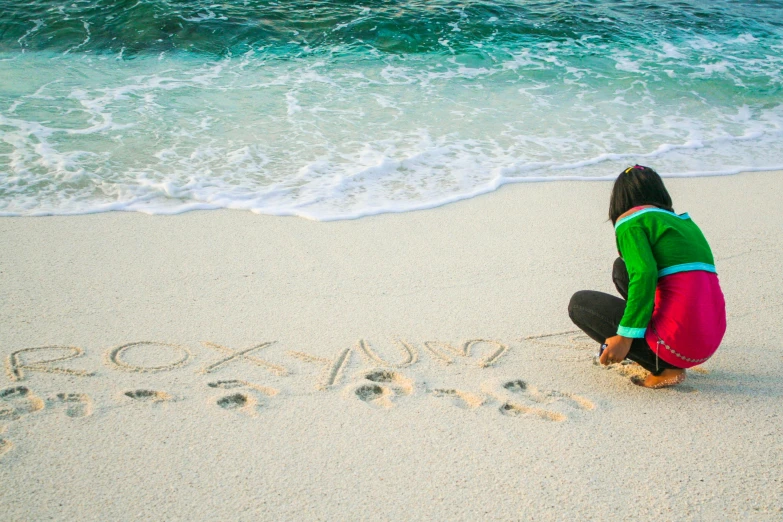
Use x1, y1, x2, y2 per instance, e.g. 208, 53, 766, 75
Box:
1, 171, 782, 519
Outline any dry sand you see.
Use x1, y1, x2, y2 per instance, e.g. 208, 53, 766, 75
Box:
0, 171, 782, 520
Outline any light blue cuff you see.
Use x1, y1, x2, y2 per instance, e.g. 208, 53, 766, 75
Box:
658, 262, 717, 277
617, 326, 647, 338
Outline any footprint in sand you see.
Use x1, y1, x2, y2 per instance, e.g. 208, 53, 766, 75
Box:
48, 393, 93, 418
213, 392, 261, 417
208, 380, 278, 417
216, 393, 256, 410
500, 402, 566, 422
0, 386, 45, 421
348, 370, 413, 409
504, 379, 595, 410
354, 384, 393, 408
365, 370, 413, 394
431, 388, 485, 410
124, 390, 173, 403
486, 379, 595, 422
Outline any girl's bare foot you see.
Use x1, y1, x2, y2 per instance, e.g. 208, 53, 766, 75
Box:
632, 368, 686, 389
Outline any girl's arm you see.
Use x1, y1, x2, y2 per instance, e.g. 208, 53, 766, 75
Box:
616, 225, 658, 337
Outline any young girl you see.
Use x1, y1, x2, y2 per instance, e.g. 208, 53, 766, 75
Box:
568, 165, 726, 388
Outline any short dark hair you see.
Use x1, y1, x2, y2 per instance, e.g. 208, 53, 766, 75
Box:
609, 165, 673, 224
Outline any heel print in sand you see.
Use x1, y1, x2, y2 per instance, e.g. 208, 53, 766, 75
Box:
124, 389, 174, 403
47, 393, 93, 418
0, 386, 45, 422
484, 379, 595, 422
208, 380, 279, 417
346, 369, 413, 409
431, 388, 485, 409
0, 387, 45, 460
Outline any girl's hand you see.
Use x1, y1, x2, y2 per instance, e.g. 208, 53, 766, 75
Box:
599, 335, 633, 365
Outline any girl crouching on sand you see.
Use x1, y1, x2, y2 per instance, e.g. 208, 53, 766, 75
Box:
568, 165, 726, 388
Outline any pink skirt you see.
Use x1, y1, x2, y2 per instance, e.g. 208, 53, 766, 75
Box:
644, 271, 726, 368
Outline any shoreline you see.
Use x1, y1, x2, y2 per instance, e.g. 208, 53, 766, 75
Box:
1, 170, 782, 519
3, 167, 783, 221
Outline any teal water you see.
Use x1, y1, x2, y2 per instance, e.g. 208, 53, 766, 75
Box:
1, 1, 782, 218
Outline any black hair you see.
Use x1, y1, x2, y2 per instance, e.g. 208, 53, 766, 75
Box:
608, 165, 673, 225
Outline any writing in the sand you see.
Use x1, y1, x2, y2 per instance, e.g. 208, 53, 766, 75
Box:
4, 338, 509, 385
0, 333, 597, 460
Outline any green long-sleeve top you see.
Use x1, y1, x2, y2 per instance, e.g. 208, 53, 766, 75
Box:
614, 207, 716, 338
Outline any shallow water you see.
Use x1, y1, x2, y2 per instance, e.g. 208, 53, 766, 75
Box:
1, 1, 782, 219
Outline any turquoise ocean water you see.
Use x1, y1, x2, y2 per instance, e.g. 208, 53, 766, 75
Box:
1, 1, 782, 219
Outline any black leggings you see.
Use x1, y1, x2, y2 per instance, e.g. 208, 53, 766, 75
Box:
568, 257, 680, 376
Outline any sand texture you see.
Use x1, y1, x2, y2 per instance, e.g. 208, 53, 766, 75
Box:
1, 171, 782, 520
